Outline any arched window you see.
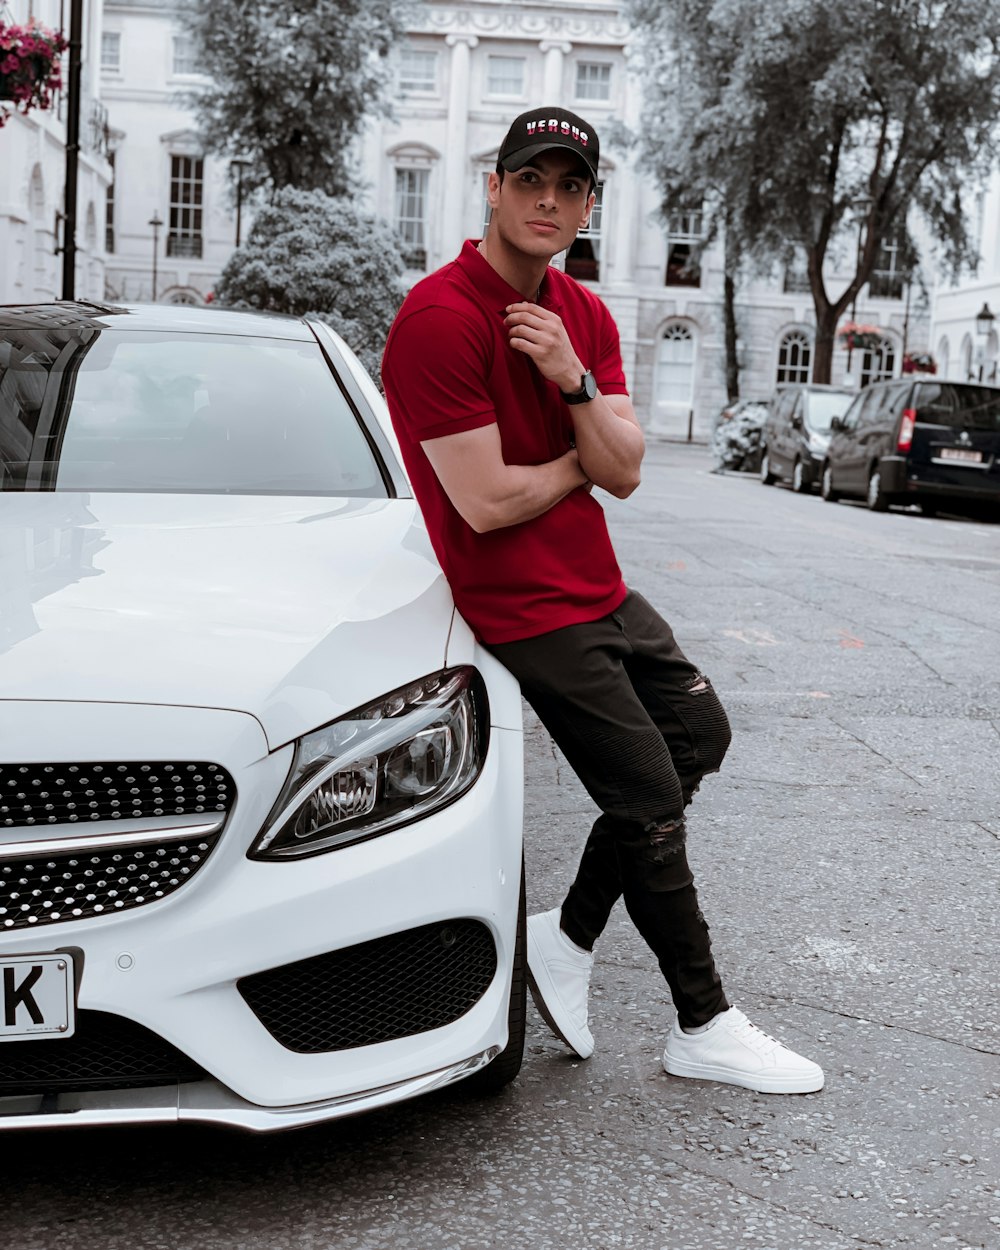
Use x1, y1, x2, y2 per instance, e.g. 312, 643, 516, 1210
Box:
776, 330, 812, 384
860, 337, 896, 387
936, 335, 950, 378
654, 322, 695, 407
960, 333, 973, 379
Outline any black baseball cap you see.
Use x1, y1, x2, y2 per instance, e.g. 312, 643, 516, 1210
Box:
497, 107, 600, 185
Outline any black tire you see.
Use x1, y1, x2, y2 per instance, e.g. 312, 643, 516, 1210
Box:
791, 458, 809, 494
921, 502, 938, 518
866, 465, 890, 512
760, 450, 776, 485
820, 463, 840, 503
462, 863, 526, 1095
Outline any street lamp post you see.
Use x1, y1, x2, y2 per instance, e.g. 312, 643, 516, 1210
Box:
846, 196, 873, 382
975, 302, 994, 381
230, 157, 252, 247
148, 213, 163, 302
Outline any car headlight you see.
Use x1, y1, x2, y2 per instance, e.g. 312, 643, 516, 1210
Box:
251, 667, 489, 860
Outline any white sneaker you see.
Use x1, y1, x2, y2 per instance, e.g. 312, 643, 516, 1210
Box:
526, 908, 594, 1059
663, 1006, 824, 1094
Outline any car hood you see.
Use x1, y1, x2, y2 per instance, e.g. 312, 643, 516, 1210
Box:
0, 493, 455, 749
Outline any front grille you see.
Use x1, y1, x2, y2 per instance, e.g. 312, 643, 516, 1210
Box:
0, 1010, 207, 1095
239, 919, 498, 1053
0, 835, 220, 930
1, 761, 234, 829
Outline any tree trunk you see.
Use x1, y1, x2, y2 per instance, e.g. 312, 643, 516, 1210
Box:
811, 300, 839, 383
723, 268, 740, 401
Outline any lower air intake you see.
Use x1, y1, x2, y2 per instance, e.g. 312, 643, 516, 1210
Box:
238, 919, 498, 1053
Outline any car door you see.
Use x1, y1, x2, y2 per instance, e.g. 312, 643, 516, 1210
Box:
834, 389, 877, 493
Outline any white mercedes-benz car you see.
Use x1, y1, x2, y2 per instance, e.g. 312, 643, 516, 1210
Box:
0, 302, 525, 1132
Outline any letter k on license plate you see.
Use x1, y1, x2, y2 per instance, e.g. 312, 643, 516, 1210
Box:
0, 954, 75, 1041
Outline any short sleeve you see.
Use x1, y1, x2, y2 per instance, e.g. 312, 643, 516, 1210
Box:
382, 306, 498, 443
593, 299, 629, 397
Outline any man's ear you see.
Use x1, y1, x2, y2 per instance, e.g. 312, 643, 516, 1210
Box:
486, 170, 503, 210
579, 188, 596, 230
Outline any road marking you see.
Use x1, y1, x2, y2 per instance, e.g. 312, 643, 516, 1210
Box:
722, 628, 780, 647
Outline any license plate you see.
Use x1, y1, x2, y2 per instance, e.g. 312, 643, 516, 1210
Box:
938, 447, 982, 463
0, 954, 75, 1041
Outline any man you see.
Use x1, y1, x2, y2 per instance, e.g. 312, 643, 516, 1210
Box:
382, 107, 823, 1094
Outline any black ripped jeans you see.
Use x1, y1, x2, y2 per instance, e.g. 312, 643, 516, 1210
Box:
487, 590, 732, 1028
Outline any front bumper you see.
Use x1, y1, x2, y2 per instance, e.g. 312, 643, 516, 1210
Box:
0, 692, 523, 1132
0, 1049, 500, 1133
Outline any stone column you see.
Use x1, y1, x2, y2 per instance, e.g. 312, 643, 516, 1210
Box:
539, 40, 571, 102
443, 33, 478, 256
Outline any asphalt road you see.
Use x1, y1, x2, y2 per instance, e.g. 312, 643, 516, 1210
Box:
4, 444, 999, 1250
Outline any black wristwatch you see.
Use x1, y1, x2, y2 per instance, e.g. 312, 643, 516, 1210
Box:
561, 370, 598, 406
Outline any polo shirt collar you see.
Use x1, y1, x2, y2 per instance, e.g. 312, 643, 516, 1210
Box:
458, 239, 564, 314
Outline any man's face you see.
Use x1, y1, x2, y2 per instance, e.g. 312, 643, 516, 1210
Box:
487, 150, 596, 260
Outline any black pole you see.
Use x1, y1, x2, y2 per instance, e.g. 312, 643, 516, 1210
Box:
61, 0, 83, 300
236, 162, 244, 246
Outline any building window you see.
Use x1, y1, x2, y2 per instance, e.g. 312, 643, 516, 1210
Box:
868, 234, 906, 299
565, 182, 604, 282
105, 151, 116, 253
860, 337, 895, 387
783, 251, 811, 294
101, 31, 121, 73
665, 206, 702, 286
776, 330, 812, 384
172, 34, 198, 76
167, 156, 204, 258
655, 323, 695, 406
395, 167, 429, 270
487, 55, 525, 98
575, 61, 612, 102
400, 46, 438, 94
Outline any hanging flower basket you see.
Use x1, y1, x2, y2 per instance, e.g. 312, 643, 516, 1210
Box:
902, 351, 937, 375
0, 19, 67, 127
837, 321, 883, 352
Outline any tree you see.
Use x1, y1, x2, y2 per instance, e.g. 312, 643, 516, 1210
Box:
183, 0, 409, 198
214, 188, 407, 380
627, 0, 1000, 383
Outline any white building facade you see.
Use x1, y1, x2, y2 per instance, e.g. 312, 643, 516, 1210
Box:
0, 0, 112, 303
1, 0, 951, 435
929, 169, 1000, 383
99, 0, 241, 304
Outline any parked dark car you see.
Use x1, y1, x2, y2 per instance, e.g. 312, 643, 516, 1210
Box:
820, 378, 1000, 516
712, 399, 768, 473
760, 384, 855, 493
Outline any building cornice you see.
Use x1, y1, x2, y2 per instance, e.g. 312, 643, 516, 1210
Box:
417, 3, 628, 43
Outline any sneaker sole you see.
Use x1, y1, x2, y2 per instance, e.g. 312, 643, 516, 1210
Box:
526, 927, 594, 1060
662, 1053, 824, 1094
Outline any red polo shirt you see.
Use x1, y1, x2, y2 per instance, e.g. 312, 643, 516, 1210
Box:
382, 240, 629, 644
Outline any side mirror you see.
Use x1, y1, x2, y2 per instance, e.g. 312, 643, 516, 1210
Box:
830, 416, 843, 432
791, 413, 803, 429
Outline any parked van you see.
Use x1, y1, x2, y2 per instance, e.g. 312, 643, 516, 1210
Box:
760, 384, 855, 493
821, 379, 1000, 516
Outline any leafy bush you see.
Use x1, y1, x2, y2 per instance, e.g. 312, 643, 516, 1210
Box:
215, 188, 407, 381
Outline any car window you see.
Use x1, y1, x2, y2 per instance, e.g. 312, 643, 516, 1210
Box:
0, 329, 388, 496
805, 390, 854, 432
914, 382, 1000, 431
840, 394, 865, 431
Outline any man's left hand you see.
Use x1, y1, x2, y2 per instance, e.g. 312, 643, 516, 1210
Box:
504, 302, 584, 394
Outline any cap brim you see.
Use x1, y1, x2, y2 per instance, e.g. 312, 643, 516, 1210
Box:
500, 141, 598, 181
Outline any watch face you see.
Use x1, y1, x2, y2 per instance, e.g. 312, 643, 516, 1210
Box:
583, 371, 598, 400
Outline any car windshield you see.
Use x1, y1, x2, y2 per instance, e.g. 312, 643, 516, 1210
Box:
806, 391, 853, 432
0, 327, 388, 496
914, 382, 1000, 431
